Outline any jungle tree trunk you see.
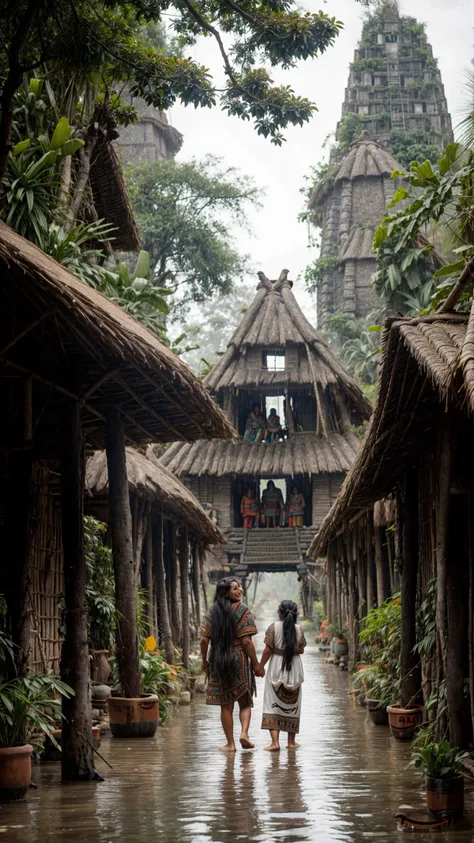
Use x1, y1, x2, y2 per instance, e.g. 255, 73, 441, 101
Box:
192, 539, 201, 626
179, 527, 190, 670
155, 516, 174, 665
106, 410, 141, 698
60, 398, 99, 781
400, 471, 421, 708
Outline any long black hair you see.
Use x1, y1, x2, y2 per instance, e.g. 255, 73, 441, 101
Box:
209, 577, 240, 684
279, 600, 298, 672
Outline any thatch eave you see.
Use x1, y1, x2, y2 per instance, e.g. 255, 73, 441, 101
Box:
89, 137, 141, 252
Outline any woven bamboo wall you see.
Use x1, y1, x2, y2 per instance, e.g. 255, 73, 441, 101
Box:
29, 462, 63, 675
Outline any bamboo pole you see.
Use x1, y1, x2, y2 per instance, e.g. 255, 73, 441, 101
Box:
179, 527, 190, 670
169, 522, 181, 646
106, 409, 141, 698
60, 398, 99, 781
146, 512, 154, 636
155, 515, 174, 665
400, 470, 421, 707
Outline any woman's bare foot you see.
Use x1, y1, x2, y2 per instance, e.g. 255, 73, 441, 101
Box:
264, 743, 280, 751
219, 743, 237, 752
288, 738, 300, 749
240, 736, 255, 749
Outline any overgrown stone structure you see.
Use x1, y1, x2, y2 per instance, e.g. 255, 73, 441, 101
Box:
117, 96, 183, 165
161, 270, 371, 608
309, 1, 453, 328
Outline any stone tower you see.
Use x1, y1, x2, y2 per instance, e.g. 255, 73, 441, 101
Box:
117, 97, 183, 165
310, 1, 453, 328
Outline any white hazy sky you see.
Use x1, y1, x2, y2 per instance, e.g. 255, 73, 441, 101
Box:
170, 0, 474, 322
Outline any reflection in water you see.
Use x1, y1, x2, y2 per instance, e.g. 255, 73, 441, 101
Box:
1, 637, 473, 842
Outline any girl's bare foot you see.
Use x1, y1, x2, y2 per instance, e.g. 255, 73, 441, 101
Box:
240, 736, 255, 749
288, 737, 300, 748
264, 744, 280, 751
219, 743, 237, 752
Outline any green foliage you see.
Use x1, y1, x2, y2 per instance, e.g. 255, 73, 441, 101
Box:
304, 255, 338, 293
414, 579, 436, 661
388, 129, 443, 170
353, 594, 401, 705
128, 156, 261, 310
0, 1, 343, 152
338, 112, 364, 152
324, 313, 380, 385
411, 740, 468, 779
84, 516, 117, 651
373, 144, 474, 313
0, 675, 74, 750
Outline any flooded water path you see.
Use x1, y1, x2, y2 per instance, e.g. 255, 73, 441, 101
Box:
2, 634, 474, 842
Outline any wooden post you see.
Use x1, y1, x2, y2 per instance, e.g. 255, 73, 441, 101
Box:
192, 539, 201, 626
374, 524, 389, 606
146, 511, 154, 636
6, 453, 33, 678
356, 524, 366, 620
179, 526, 190, 670
155, 515, 174, 665
60, 398, 99, 781
169, 522, 181, 646
400, 470, 421, 708
435, 416, 452, 678
469, 481, 474, 746
366, 515, 374, 613
105, 409, 141, 698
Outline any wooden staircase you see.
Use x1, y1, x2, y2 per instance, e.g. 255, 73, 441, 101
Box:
226, 526, 318, 577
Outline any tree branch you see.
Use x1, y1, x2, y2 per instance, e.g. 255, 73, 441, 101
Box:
437, 255, 474, 313
180, 0, 238, 85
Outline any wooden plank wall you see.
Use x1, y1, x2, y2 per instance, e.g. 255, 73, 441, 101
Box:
184, 476, 232, 533
312, 473, 346, 527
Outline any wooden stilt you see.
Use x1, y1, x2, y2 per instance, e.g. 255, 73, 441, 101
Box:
155, 515, 174, 665
400, 470, 421, 708
374, 525, 389, 606
6, 453, 33, 678
106, 409, 141, 698
60, 398, 99, 781
146, 512, 154, 636
192, 539, 201, 627
169, 522, 181, 646
366, 516, 374, 613
179, 527, 190, 670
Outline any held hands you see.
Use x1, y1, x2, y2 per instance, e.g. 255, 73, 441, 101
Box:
253, 662, 265, 678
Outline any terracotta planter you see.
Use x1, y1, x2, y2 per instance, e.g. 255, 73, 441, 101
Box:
426, 774, 464, 820
43, 727, 101, 762
108, 694, 159, 738
387, 704, 423, 739
0, 745, 33, 801
367, 699, 389, 725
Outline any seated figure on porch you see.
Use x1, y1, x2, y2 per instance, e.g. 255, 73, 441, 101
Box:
288, 487, 305, 528
262, 480, 284, 528
241, 488, 259, 529
265, 409, 282, 443
243, 405, 265, 442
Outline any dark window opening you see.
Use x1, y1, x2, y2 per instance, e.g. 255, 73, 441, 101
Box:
231, 475, 313, 528
385, 33, 398, 43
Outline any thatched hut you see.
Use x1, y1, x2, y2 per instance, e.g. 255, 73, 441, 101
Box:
161, 270, 371, 583
0, 221, 232, 780
85, 447, 223, 663
309, 309, 474, 747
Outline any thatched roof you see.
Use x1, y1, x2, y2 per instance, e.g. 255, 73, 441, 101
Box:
86, 448, 223, 545
308, 133, 402, 210
89, 136, 141, 252
339, 226, 376, 262
0, 221, 233, 450
161, 431, 361, 478
310, 311, 471, 556
205, 271, 371, 420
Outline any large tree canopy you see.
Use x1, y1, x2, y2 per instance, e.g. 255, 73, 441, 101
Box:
0, 0, 343, 182
128, 155, 261, 309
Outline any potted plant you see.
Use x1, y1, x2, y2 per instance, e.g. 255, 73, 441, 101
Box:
329, 626, 348, 658
411, 740, 467, 820
0, 674, 73, 799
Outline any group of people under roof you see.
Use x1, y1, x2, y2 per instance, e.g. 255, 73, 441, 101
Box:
240, 482, 305, 529
243, 404, 283, 443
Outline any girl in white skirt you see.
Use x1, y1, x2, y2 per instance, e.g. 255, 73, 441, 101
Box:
259, 600, 306, 750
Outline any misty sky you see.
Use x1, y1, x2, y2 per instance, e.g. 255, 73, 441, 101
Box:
170, 0, 473, 323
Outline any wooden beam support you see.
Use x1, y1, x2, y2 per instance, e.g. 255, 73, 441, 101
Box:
400, 470, 421, 708
179, 526, 190, 670
60, 397, 100, 781
155, 515, 174, 665
106, 409, 141, 698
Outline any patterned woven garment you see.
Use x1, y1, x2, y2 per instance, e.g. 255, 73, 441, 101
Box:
200, 602, 257, 706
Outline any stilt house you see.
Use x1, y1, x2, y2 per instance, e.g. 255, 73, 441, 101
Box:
309, 310, 474, 748
161, 271, 371, 578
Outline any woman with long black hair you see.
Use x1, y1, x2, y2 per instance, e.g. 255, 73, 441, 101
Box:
200, 577, 263, 751
259, 600, 306, 750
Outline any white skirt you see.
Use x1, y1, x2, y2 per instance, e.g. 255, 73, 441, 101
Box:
261, 653, 304, 733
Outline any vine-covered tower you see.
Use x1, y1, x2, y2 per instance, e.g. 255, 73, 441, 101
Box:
160, 271, 371, 582
310, 1, 453, 328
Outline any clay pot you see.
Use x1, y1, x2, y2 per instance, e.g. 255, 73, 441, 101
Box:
92, 684, 111, 702
426, 774, 464, 820
43, 727, 101, 762
366, 699, 389, 725
334, 639, 348, 658
108, 694, 159, 738
0, 745, 33, 800
387, 704, 423, 739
